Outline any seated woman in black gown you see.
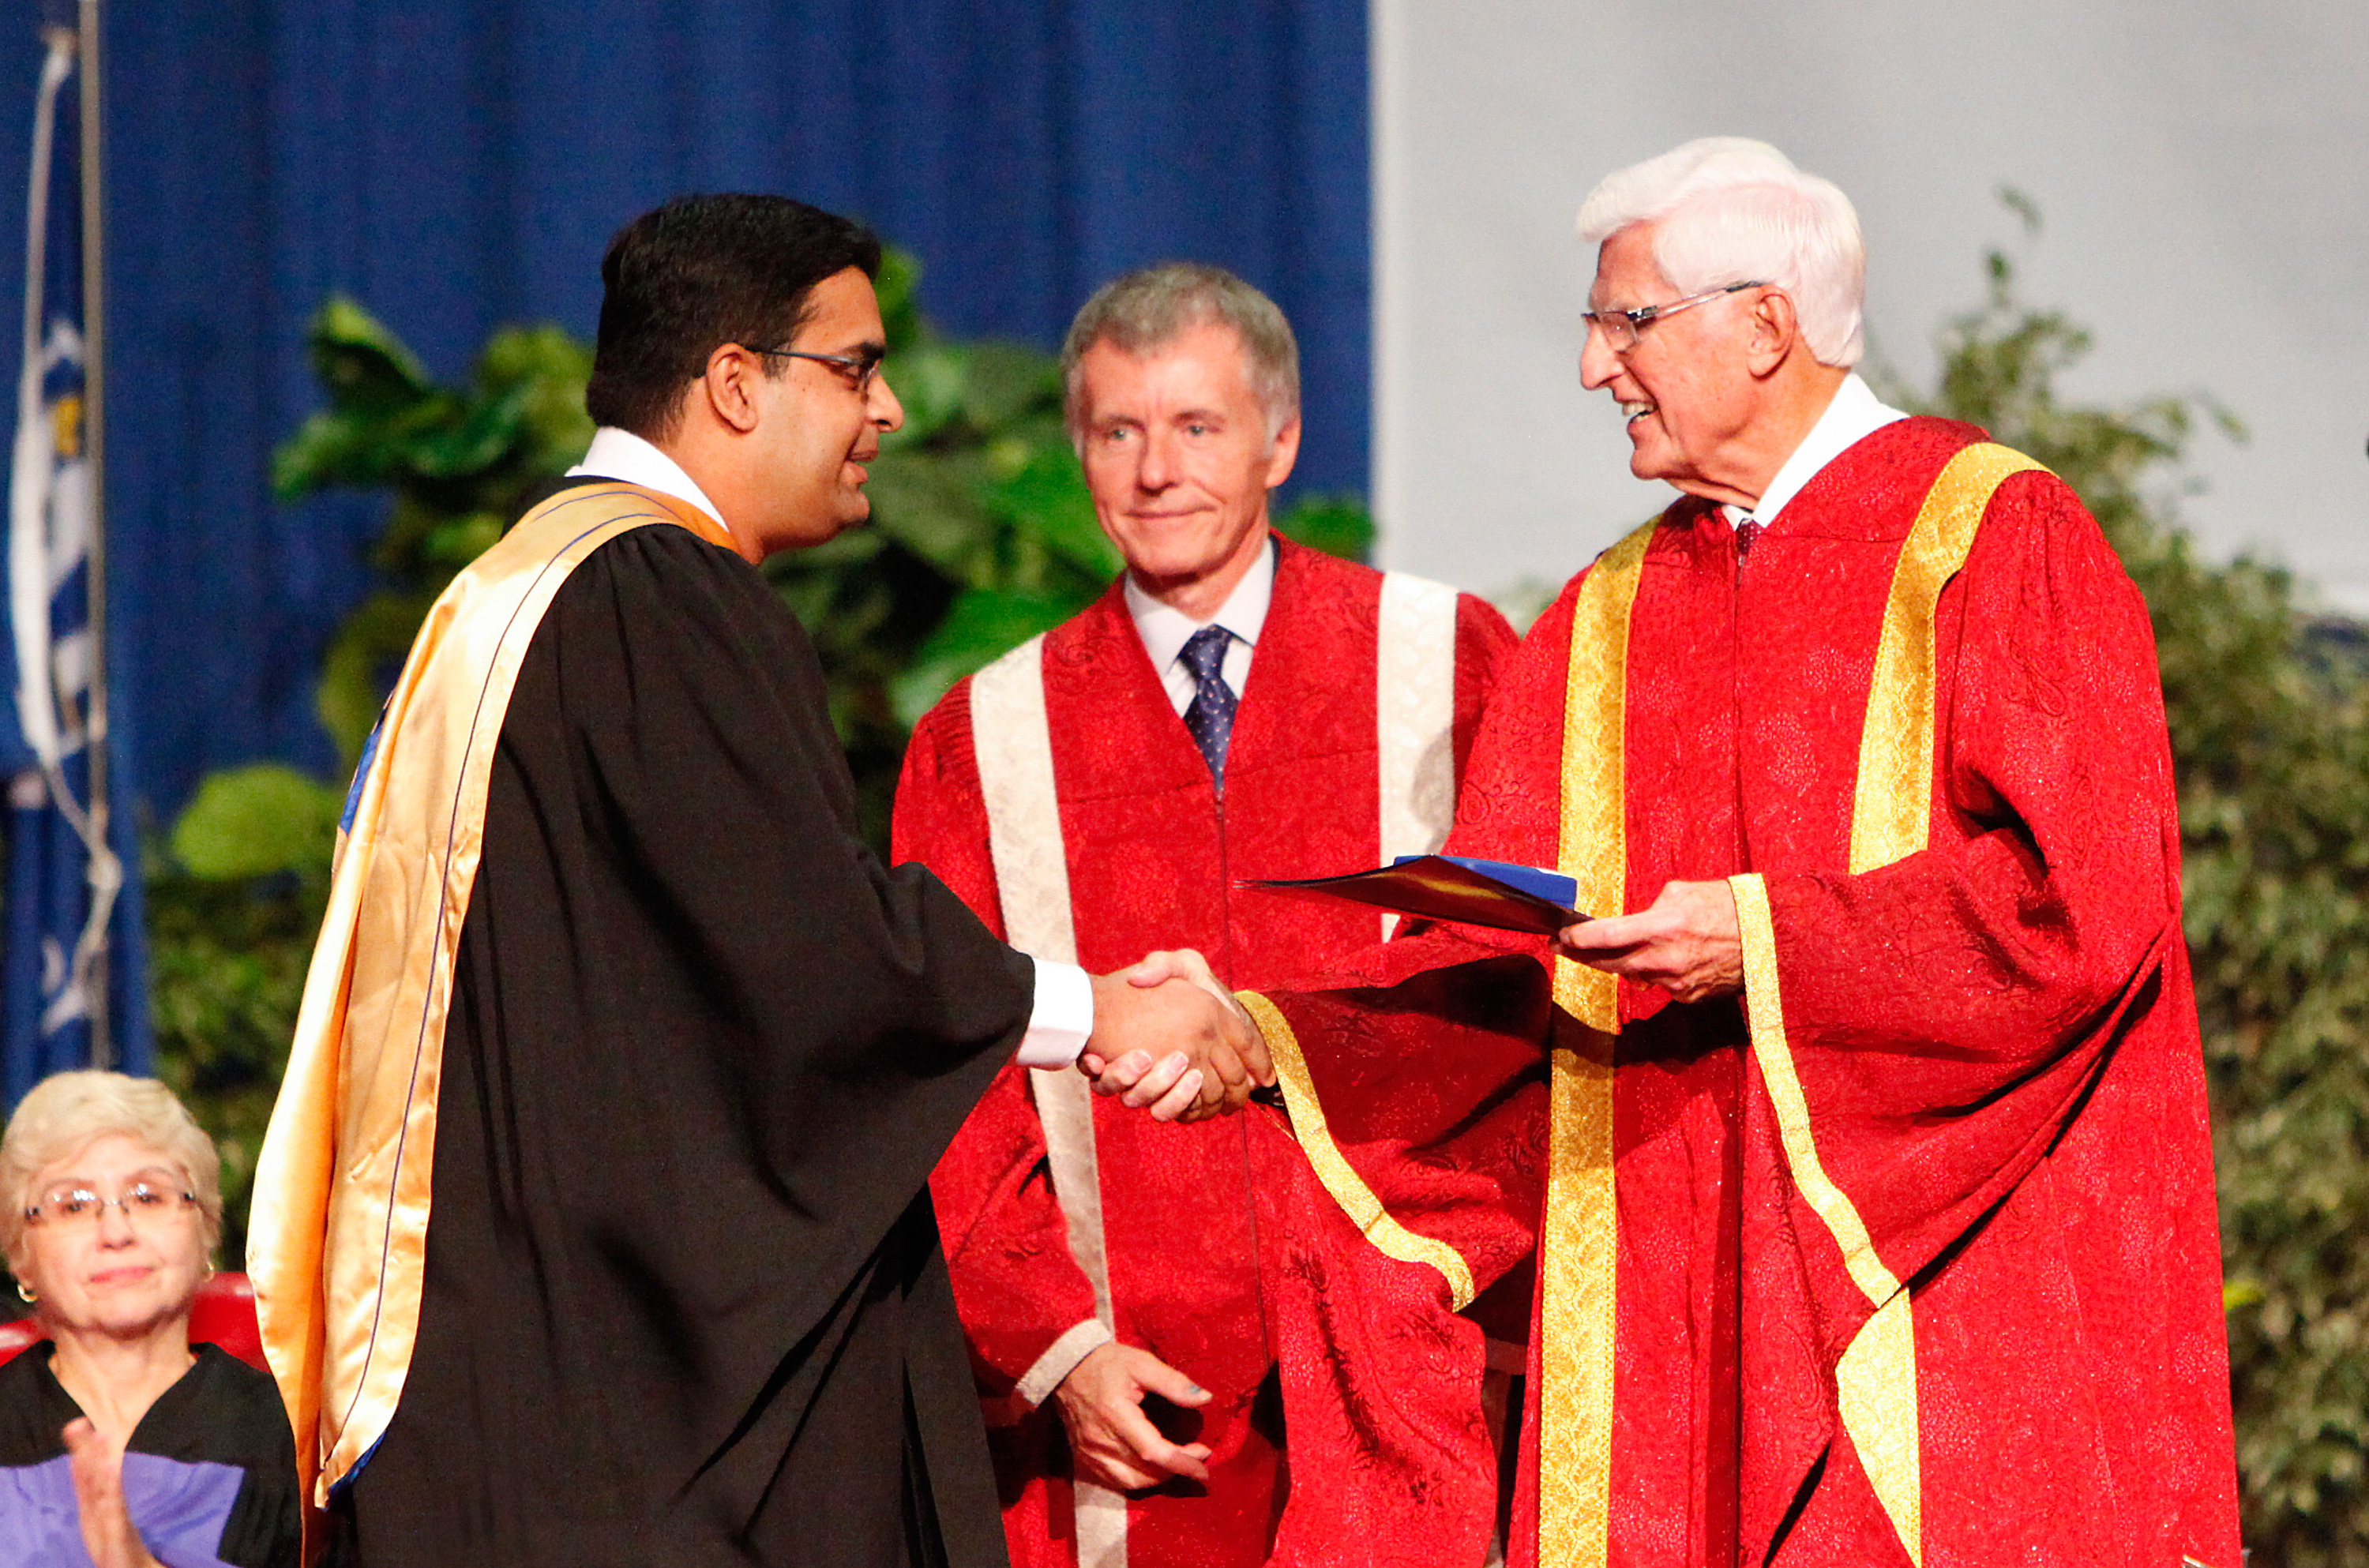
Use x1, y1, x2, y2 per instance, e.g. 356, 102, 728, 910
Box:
0, 1071, 299, 1568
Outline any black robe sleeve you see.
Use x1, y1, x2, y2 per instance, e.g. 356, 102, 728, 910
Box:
337, 524, 1029, 1568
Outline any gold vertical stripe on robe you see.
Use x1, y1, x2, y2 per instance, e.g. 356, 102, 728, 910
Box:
246, 484, 737, 1507
1729, 443, 2046, 1566
1536, 519, 1654, 1568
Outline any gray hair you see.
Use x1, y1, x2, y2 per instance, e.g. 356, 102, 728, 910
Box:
1060, 263, 1300, 442
1, 1071, 223, 1269
1575, 137, 1866, 368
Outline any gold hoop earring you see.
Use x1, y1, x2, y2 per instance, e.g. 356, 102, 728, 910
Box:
14, 1281, 32, 1304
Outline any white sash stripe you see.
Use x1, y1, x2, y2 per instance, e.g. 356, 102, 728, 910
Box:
966, 583, 1466, 1566
1376, 572, 1462, 936
969, 636, 1128, 1568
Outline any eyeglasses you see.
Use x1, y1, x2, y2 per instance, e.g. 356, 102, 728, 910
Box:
24, 1169, 198, 1230
1582, 280, 1767, 354
741, 343, 885, 394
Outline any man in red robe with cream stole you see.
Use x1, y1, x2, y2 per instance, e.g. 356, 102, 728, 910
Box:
1116, 142, 2240, 1568
895, 265, 1515, 1568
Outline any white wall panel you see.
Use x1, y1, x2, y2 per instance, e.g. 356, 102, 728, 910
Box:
1373, 2, 2369, 613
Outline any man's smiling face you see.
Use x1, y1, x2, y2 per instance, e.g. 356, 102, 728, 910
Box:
748, 265, 903, 552
1579, 223, 1761, 501
1072, 319, 1298, 595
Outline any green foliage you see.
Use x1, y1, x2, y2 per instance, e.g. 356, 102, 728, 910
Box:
1274, 493, 1376, 565
148, 872, 325, 1270
765, 255, 1119, 842
1889, 213, 2369, 1563
168, 764, 345, 881
145, 765, 346, 1265
276, 298, 595, 765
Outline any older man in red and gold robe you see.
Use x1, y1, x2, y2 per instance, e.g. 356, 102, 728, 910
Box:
896, 264, 1514, 1568
1102, 141, 2241, 1568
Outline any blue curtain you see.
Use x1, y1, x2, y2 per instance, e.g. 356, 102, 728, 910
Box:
0, 0, 1368, 826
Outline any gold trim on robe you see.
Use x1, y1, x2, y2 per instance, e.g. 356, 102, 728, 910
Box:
1729, 443, 2046, 1566
1238, 441, 2044, 1565
1239, 988, 1477, 1311
1244, 521, 1654, 1568
246, 484, 737, 1508
1852, 444, 2044, 872
1537, 519, 1654, 1568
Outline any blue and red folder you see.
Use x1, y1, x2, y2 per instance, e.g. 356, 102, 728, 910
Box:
1245, 855, 1583, 936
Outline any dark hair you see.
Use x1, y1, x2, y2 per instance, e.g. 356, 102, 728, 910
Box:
584, 193, 883, 440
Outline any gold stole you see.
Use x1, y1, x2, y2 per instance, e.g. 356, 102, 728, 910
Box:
247, 483, 737, 1507
1540, 443, 2043, 1567
1537, 518, 1654, 1566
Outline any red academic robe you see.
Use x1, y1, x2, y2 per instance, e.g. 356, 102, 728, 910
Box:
1245, 420, 2241, 1568
895, 537, 1515, 1568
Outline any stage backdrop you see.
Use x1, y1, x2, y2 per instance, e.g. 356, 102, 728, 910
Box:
0, 0, 1368, 823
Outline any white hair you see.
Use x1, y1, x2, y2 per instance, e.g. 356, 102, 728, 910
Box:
1061, 262, 1300, 445
1575, 137, 1865, 368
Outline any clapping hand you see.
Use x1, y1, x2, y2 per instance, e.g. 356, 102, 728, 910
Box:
64, 1419, 163, 1568
1079, 949, 1273, 1123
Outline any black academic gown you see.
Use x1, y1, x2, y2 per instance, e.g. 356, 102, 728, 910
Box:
0, 1343, 302, 1568
334, 517, 1029, 1568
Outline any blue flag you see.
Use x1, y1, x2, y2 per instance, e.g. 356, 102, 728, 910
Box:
2, 16, 146, 1105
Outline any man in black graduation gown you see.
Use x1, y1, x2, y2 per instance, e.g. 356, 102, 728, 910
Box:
320, 197, 1266, 1566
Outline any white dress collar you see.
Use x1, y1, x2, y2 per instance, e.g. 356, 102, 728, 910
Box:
567, 426, 730, 531
1724, 373, 1909, 529
1124, 532, 1278, 674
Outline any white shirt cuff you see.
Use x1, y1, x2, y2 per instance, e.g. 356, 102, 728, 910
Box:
1016, 1318, 1116, 1407
1017, 958, 1094, 1069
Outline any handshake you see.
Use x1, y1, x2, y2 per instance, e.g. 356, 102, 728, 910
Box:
1076, 951, 1273, 1123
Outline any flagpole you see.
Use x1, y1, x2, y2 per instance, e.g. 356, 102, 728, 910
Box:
76, 0, 109, 1068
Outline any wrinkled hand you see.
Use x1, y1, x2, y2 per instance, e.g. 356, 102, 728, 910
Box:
1556, 879, 1742, 1002
64, 1419, 163, 1568
1052, 1341, 1213, 1491
1078, 950, 1273, 1123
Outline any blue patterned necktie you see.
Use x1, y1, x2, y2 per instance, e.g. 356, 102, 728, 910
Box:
1179, 625, 1237, 789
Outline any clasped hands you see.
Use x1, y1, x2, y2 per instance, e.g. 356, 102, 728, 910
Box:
1075, 880, 1744, 1122
1078, 951, 1273, 1123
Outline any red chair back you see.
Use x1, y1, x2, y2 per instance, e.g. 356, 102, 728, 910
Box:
188, 1271, 268, 1371
0, 1270, 268, 1372
0, 1314, 40, 1364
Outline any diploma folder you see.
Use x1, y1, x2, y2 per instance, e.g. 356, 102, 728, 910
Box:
1244, 854, 1582, 936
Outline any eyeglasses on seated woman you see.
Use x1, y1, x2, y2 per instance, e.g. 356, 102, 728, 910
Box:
0, 1071, 299, 1568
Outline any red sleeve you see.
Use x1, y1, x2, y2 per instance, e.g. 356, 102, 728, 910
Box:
896, 684, 1107, 1401
1753, 472, 2189, 1266
1246, 587, 1571, 1568
890, 684, 1005, 936
1252, 576, 1588, 1285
